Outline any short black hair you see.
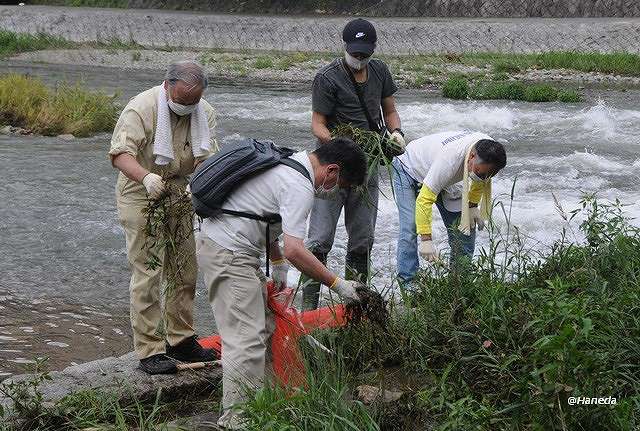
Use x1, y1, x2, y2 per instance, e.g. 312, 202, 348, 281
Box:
312, 137, 367, 186
475, 139, 507, 173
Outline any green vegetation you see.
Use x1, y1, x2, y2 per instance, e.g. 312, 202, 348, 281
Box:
253, 56, 274, 69
236, 195, 640, 430
0, 74, 119, 137
0, 359, 215, 430
241, 346, 380, 430
0, 30, 72, 59
442, 77, 581, 102
31, 0, 128, 7
2, 194, 638, 429
435, 51, 640, 77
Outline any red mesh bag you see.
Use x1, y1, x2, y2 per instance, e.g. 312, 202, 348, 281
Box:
199, 281, 347, 388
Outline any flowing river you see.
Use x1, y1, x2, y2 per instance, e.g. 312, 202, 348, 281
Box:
1, 62, 639, 378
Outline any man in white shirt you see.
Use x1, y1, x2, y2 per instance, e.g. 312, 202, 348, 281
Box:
393, 131, 507, 286
197, 137, 368, 429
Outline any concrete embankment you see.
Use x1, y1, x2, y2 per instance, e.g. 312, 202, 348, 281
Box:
1, 6, 640, 53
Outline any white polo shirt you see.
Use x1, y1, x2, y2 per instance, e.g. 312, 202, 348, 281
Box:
201, 151, 315, 257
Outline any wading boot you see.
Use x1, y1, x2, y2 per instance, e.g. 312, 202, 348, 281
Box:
300, 251, 328, 311
345, 251, 370, 283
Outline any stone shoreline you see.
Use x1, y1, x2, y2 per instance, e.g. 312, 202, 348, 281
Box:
10, 48, 640, 90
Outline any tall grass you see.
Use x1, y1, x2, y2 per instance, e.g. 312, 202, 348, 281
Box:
0, 30, 72, 59
442, 77, 581, 103
450, 51, 640, 77
0, 74, 118, 137
237, 196, 640, 430
240, 343, 380, 430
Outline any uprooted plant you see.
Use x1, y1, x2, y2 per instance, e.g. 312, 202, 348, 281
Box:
142, 182, 194, 337
331, 123, 401, 203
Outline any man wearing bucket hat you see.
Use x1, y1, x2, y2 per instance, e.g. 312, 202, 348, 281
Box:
302, 18, 404, 310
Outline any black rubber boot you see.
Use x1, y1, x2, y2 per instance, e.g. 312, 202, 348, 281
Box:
300, 251, 328, 311
139, 354, 177, 375
166, 335, 217, 362
345, 251, 370, 283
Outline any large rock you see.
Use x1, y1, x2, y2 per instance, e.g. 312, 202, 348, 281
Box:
0, 352, 222, 412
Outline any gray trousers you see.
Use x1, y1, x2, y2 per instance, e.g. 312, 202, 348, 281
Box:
301, 171, 379, 310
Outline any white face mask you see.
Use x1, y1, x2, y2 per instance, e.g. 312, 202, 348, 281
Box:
168, 97, 198, 116
315, 171, 340, 200
344, 52, 371, 71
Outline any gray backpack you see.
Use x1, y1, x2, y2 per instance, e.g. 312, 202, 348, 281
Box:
190, 139, 312, 274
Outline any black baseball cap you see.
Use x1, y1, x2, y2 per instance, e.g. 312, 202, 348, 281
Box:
342, 18, 377, 56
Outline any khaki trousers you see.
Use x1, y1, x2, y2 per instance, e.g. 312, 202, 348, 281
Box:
117, 195, 196, 359
196, 235, 275, 427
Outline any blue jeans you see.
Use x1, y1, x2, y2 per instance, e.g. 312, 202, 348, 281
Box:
392, 158, 475, 285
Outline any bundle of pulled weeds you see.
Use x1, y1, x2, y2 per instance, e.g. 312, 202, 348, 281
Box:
141, 183, 194, 299
331, 123, 403, 169
345, 285, 389, 329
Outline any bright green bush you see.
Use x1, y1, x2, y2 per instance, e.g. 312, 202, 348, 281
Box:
441, 77, 470, 99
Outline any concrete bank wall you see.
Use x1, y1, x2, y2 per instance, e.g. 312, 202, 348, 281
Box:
2, 6, 640, 53
37, 0, 640, 17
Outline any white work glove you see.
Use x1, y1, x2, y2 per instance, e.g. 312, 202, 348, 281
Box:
419, 239, 439, 262
270, 259, 289, 291
389, 130, 406, 151
142, 173, 166, 200
331, 278, 363, 304
470, 207, 485, 231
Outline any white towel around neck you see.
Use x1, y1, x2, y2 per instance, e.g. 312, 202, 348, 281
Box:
459, 138, 493, 236
153, 84, 210, 166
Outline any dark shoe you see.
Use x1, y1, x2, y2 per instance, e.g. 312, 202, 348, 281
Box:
166, 335, 217, 362
139, 354, 177, 375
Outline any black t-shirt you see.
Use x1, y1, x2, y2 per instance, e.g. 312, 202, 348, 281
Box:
311, 58, 398, 132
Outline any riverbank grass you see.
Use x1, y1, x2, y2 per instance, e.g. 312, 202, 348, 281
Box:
442, 77, 581, 102
2, 197, 639, 429
0, 74, 118, 137
0, 30, 72, 59
236, 196, 640, 430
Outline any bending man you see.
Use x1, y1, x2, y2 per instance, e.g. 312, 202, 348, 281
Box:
197, 138, 367, 429
393, 131, 507, 287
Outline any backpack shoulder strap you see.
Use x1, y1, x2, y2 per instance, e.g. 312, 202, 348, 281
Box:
279, 157, 313, 184
341, 58, 382, 133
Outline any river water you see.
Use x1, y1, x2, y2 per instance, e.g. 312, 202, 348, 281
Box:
1, 62, 639, 378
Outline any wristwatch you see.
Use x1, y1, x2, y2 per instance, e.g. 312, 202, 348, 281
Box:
391, 128, 404, 137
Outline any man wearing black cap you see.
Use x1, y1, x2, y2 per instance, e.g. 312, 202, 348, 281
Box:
301, 18, 404, 310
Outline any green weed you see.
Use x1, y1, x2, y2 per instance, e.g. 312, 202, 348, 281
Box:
254, 56, 274, 69
334, 195, 640, 429
0, 74, 118, 137
443, 77, 581, 102
0, 30, 72, 59
441, 77, 470, 99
